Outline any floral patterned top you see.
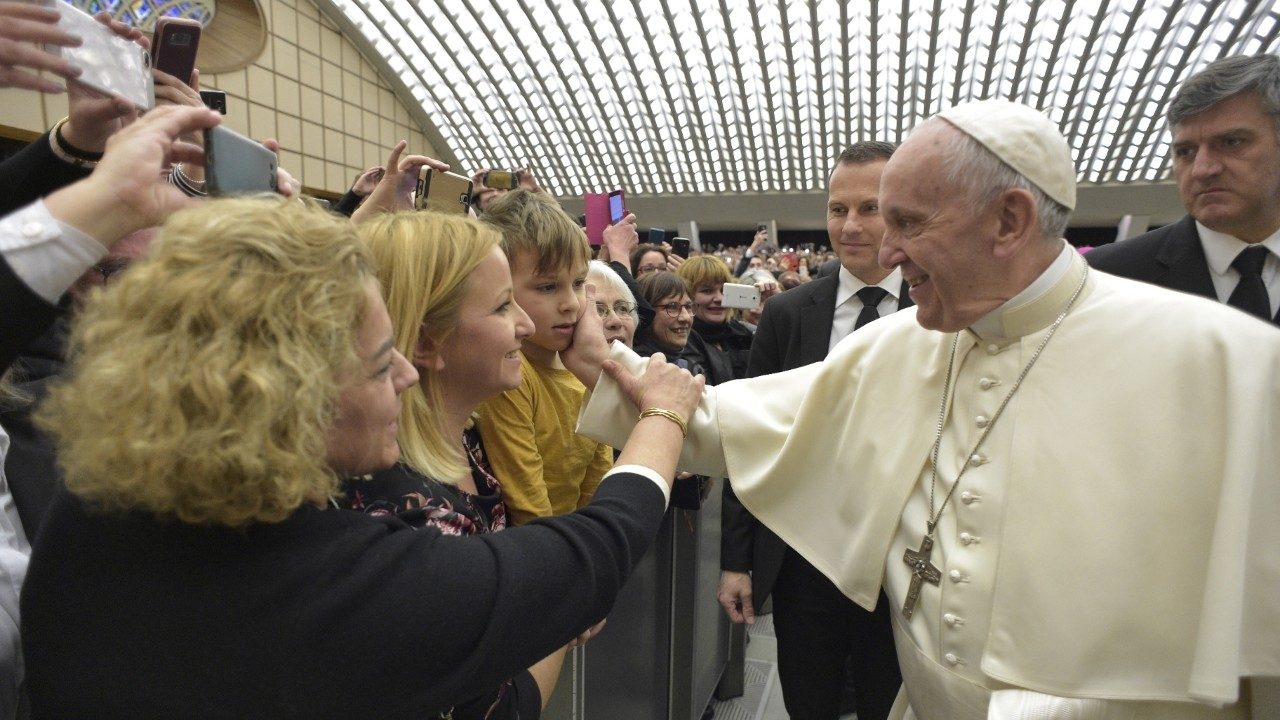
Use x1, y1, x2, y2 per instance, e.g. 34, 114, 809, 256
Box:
339, 426, 508, 536
334, 427, 529, 720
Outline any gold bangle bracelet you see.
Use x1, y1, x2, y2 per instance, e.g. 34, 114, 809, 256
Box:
639, 407, 687, 438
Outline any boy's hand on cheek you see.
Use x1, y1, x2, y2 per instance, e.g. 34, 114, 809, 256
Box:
561, 283, 611, 391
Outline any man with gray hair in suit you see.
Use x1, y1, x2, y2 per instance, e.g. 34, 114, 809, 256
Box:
1088, 54, 1280, 326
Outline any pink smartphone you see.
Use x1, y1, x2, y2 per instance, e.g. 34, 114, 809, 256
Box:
151, 17, 202, 85
583, 193, 610, 247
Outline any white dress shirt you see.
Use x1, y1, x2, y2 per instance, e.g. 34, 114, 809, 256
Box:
831, 266, 904, 351
1196, 221, 1280, 319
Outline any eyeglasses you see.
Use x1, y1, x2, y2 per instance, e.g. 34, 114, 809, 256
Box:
658, 301, 695, 318
637, 264, 665, 274
595, 300, 637, 318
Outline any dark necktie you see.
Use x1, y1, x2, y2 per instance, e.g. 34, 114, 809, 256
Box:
1227, 245, 1272, 321
855, 286, 890, 330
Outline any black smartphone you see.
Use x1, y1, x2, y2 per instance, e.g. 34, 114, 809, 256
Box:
756, 222, 768, 233
648, 228, 666, 244
199, 90, 227, 114
204, 125, 278, 196
151, 17, 202, 85
672, 237, 690, 259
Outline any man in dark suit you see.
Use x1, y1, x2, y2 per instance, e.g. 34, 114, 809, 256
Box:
1088, 54, 1280, 327
718, 142, 906, 720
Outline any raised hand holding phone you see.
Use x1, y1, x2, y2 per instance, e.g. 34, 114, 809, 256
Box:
45, 104, 222, 247
58, 12, 156, 156
351, 140, 449, 224
50, 3, 153, 109
0, 1, 83, 92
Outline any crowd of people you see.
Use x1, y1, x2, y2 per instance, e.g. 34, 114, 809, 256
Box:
0, 4, 1277, 720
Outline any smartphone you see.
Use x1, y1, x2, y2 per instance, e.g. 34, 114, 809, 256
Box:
648, 228, 666, 245
484, 170, 518, 190
756, 222, 768, 233
583, 193, 609, 247
417, 170, 473, 215
151, 16, 202, 85
672, 237, 690, 259
51, 2, 154, 109
204, 125, 278, 196
199, 89, 227, 114
608, 189, 625, 224
722, 282, 760, 310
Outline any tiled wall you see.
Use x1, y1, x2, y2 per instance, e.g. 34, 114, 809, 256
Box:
0, 0, 439, 196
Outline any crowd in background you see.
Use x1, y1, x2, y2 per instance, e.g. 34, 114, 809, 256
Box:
3, 4, 1277, 720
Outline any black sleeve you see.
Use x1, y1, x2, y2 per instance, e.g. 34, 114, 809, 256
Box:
0, 132, 92, 216
609, 259, 654, 333
332, 190, 363, 217
733, 252, 752, 277
311, 473, 668, 713
0, 256, 60, 376
512, 670, 542, 719
446, 670, 539, 720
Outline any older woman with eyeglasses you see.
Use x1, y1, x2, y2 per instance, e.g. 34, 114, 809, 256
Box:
21, 196, 704, 718
587, 260, 638, 348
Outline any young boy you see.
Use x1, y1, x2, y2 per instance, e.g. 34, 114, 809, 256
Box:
474, 190, 614, 525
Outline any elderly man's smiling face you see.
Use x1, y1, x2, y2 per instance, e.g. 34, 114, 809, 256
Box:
877, 122, 1014, 332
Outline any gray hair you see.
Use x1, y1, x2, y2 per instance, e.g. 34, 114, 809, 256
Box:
1168, 54, 1280, 130
924, 117, 1072, 241
587, 260, 639, 325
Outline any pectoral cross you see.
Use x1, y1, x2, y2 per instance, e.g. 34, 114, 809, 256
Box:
901, 532, 941, 619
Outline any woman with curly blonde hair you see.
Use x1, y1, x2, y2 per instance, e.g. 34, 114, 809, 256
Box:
21, 196, 704, 719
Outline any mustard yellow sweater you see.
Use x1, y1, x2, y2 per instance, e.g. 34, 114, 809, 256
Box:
475, 354, 613, 525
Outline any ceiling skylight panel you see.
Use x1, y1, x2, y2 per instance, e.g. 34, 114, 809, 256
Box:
488, 7, 591, 186
652, 3, 716, 189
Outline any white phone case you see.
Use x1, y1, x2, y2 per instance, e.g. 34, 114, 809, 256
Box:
722, 283, 760, 310
50, 2, 154, 109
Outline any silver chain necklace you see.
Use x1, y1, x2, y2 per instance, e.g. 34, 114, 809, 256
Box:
900, 264, 1089, 619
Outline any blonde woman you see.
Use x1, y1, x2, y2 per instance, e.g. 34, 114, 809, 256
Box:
344, 212, 559, 717
22, 197, 703, 718
344, 213, 533, 537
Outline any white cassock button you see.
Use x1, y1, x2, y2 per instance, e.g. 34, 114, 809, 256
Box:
21, 222, 43, 238
979, 378, 1000, 390
986, 344, 1000, 355
943, 613, 957, 625
969, 454, 987, 466
945, 653, 960, 665
959, 532, 980, 545
949, 569, 966, 582
975, 415, 989, 428
960, 491, 979, 504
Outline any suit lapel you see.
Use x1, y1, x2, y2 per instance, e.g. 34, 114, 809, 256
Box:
799, 273, 838, 364
1155, 216, 1217, 300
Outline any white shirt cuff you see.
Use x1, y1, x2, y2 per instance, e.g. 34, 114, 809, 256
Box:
604, 464, 670, 508
0, 200, 106, 304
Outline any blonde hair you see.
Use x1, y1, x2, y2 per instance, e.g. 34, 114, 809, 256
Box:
480, 189, 589, 276
359, 212, 498, 484
677, 254, 733, 292
38, 197, 373, 527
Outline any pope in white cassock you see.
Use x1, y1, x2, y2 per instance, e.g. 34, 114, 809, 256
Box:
569, 100, 1280, 719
